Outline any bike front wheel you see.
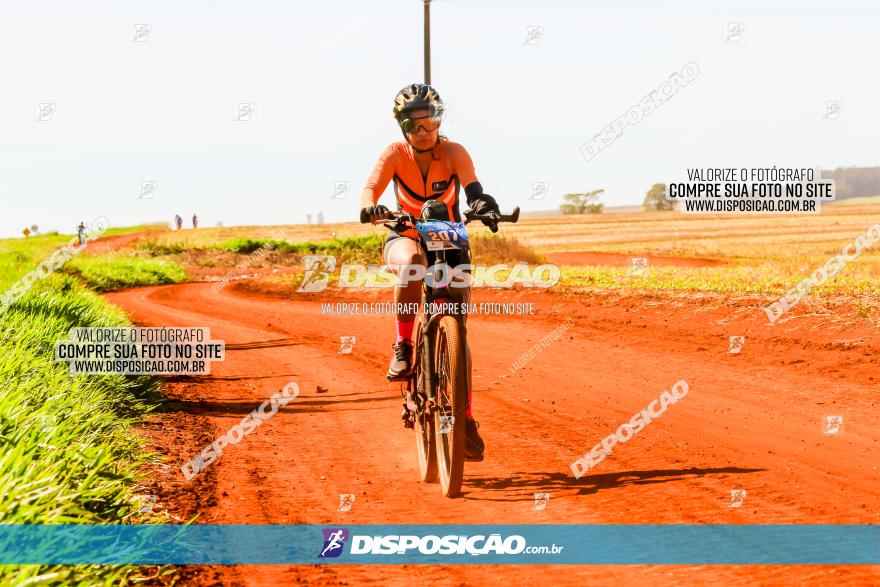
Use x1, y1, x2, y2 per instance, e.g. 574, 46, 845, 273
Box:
433, 315, 468, 497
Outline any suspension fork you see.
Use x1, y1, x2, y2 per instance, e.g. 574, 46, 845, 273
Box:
421, 316, 437, 404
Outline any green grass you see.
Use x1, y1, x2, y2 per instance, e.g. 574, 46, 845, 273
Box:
215, 234, 384, 264
0, 275, 165, 585
0, 233, 75, 290
151, 232, 541, 267
136, 239, 188, 256
65, 256, 189, 291
0, 224, 175, 290
560, 257, 880, 296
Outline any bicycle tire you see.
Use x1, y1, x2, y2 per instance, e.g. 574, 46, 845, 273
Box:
433, 315, 467, 497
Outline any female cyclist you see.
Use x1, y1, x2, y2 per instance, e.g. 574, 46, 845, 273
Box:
359, 83, 501, 461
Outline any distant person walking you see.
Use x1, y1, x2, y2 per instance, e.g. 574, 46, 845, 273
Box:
175, 214, 183, 230
192, 214, 198, 229
77, 222, 86, 245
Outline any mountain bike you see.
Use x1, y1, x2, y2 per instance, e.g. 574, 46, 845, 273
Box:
372, 204, 519, 497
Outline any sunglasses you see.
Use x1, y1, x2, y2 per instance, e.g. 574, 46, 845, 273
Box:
400, 115, 441, 134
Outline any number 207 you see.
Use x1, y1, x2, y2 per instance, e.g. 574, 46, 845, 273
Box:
427, 231, 457, 241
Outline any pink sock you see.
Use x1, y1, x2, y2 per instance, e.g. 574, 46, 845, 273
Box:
396, 319, 414, 344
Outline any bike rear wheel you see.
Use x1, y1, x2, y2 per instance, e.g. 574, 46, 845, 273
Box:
433, 315, 468, 497
413, 319, 437, 482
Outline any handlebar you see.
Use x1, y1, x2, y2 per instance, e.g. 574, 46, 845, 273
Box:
361, 206, 520, 229
463, 207, 520, 225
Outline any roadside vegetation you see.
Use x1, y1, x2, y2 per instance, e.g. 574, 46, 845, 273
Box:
65, 255, 188, 291
0, 274, 166, 585
560, 261, 880, 297
0, 228, 178, 585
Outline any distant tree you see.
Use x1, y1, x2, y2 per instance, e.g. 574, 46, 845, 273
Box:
643, 183, 674, 211
821, 166, 880, 199
316, 212, 325, 224
560, 189, 604, 215
306, 213, 312, 224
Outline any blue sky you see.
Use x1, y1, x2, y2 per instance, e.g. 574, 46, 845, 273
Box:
1, 0, 878, 237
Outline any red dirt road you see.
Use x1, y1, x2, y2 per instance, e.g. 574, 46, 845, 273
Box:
106, 282, 880, 586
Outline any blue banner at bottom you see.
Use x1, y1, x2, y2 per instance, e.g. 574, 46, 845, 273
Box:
0, 525, 877, 565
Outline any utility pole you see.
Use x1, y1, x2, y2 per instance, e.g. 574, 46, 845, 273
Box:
424, 0, 431, 84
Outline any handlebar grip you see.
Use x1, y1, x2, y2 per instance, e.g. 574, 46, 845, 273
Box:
359, 208, 371, 224
464, 206, 520, 224
500, 206, 520, 223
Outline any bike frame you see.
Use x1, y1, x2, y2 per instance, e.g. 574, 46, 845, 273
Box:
380, 207, 518, 415
412, 243, 469, 413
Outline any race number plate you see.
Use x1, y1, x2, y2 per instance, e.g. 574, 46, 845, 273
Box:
416, 221, 469, 252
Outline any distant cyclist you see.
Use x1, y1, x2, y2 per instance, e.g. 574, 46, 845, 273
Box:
174, 214, 183, 230
192, 214, 199, 229
359, 83, 502, 461
76, 222, 86, 245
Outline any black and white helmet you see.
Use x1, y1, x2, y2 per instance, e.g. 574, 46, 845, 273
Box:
392, 83, 445, 124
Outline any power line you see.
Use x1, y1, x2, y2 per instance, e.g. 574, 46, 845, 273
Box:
435, 0, 880, 17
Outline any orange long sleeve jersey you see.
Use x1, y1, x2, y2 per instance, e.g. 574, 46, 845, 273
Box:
360, 138, 480, 232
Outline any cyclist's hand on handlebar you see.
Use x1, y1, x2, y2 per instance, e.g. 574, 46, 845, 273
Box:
470, 194, 501, 233
360, 204, 390, 224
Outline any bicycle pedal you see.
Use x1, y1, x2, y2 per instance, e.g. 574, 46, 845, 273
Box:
401, 408, 414, 429
387, 370, 414, 382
